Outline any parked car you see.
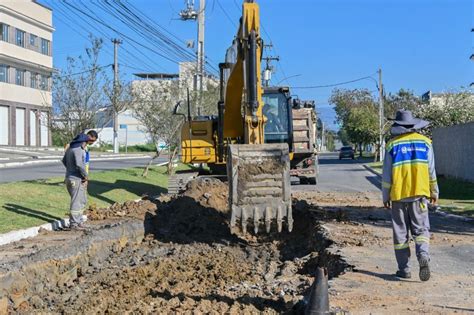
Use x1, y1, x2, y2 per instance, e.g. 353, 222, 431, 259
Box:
339, 146, 355, 159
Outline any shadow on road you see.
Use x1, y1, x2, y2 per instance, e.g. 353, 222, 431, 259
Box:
88, 179, 166, 205
354, 269, 403, 282
3, 203, 62, 222
365, 176, 382, 190
319, 157, 374, 165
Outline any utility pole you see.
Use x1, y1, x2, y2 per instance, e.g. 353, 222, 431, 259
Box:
197, 0, 205, 102
321, 121, 325, 152
180, 0, 205, 115
112, 38, 122, 154
262, 43, 279, 87
378, 68, 384, 161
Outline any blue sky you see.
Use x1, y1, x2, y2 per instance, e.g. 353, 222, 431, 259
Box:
43, 0, 473, 130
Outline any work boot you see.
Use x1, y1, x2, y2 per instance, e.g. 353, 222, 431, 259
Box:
419, 256, 431, 281
395, 270, 411, 279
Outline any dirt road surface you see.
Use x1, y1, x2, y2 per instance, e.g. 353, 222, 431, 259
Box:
0, 179, 472, 314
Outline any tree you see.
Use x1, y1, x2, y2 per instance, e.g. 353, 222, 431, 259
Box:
330, 88, 379, 156
413, 89, 474, 136
337, 128, 350, 146
345, 105, 379, 156
51, 37, 108, 146
384, 89, 422, 119
325, 130, 336, 152
193, 81, 220, 116
131, 80, 185, 176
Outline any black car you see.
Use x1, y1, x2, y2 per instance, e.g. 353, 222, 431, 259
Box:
339, 146, 355, 159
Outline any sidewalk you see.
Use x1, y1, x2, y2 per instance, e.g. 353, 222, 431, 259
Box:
0, 147, 153, 168
327, 205, 474, 313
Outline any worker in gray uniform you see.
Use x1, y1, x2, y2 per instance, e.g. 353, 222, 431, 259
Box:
382, 110, 439, 281
62, 132, 96, 230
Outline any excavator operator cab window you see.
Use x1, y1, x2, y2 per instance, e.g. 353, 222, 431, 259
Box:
262, 92, 290, 144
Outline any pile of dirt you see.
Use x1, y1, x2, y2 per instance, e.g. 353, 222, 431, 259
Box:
183, 178, 228, 212
8, 181, 350, 313
87, 200, 157, 221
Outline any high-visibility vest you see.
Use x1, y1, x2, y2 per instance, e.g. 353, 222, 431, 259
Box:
386, 132, 431, 201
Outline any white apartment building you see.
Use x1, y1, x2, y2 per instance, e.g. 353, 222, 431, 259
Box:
0, 0, 53, 146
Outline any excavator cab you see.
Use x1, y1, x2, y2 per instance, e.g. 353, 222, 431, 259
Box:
262, 87, 293, 147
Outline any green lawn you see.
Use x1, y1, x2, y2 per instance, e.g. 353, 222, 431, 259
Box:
437, 177, 474, 217
0, 165, 174, 234
366, 162, 474, 216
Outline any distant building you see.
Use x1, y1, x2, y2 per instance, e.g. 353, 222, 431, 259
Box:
421, 90, 474, 106
0, 0, 53, 146
95, 107, 151, 146
95, 62, 218, 147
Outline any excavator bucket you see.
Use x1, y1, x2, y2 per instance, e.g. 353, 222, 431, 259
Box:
227, 143, 292, 234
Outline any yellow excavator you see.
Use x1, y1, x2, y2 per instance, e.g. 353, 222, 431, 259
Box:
171, 0, 292, 234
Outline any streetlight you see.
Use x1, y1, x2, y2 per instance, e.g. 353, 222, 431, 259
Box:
362, 70, 384, 162
276, 74, 302, 85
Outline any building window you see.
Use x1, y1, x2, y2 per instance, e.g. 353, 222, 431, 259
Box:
41, 38, 50, 55
31, 72, 38, 88
0, 24, 9, 42
30, 34, 37, 46
40, 75, 49, 90
16, 29, 25, 47
15, 69, 25, 86
0, 65, 8, 83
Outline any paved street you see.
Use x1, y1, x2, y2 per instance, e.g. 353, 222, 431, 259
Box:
293, 152, 381, 193
0, 157, 166, 183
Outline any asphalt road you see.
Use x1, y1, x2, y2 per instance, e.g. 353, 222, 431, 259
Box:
0, 157, 166, 183
293, 152, 382, 193
1, 153, 381, 194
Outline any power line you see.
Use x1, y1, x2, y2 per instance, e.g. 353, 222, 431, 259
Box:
48, 0, 156, 73
292, 73, 378, 89
61, 1, 183, 65
216, 0, 237, 27
79, 0, 160, 72
99, 0, 219, 75
54, 64, 112, 79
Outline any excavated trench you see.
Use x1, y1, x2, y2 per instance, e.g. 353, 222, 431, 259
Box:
0, 179, 350, 314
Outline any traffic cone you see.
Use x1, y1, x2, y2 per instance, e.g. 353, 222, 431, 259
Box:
305, 267, 330, 315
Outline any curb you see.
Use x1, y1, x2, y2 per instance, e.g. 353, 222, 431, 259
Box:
0, 214, 89, 247
0, 197, 152, 246
432, 209, 474, 223
0, 155, 151, 169
363, 164, 382, 178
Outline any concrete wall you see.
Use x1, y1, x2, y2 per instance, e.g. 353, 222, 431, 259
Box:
432, 122, 474, 182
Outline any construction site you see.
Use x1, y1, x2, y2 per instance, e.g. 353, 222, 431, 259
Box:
0, 0, 473, 313
0, 178, 472, 314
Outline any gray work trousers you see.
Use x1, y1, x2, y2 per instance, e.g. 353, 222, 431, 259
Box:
65, 177, 87, 225
391, 199, 430, 273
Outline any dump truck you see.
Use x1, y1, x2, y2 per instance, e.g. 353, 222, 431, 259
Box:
290, 98, 319, 185
170, 0, 293, 234
262, 87, 318, 185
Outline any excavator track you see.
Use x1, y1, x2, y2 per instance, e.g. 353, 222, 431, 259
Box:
227, 143, 292, 234
168, 172, 199, 194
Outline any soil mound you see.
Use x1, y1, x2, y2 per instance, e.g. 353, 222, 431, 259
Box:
7, 179, 350, 313
87, 200, 157, 220
183, 177, 229, 212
